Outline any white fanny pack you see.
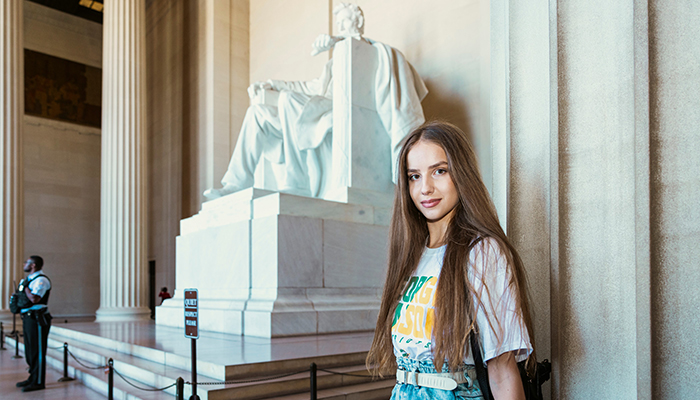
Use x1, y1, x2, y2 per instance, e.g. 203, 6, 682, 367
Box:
396, 369, 470, 391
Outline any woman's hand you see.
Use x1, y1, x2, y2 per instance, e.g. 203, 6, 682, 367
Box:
486, 351, 525, 400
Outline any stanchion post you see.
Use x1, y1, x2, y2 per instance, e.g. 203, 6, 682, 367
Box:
58, 342, 75, 382
12, 330, 22, 359
310, 362, 317, 400
176, 377, 184, 400
108, 358, 114, 400
0, 321, 5, 350
189, 339, 200, 400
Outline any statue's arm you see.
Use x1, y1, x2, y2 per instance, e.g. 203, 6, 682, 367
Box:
248, 75, 324, 98
247, 78, 323, 98
247, 81, 273, 99
311, 34, 342, 56
267, 78, 323, 97
247, 34, 339, 99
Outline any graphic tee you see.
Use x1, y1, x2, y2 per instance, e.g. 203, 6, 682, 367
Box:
391, 238, 532, 364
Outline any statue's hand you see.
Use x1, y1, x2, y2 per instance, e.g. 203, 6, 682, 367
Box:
311, 34, 341, 56
247, 81, 273, 99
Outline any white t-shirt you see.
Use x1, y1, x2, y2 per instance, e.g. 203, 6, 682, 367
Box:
391, 238, 532, 364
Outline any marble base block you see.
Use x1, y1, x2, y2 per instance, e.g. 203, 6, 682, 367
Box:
95, 307, 151, 322
156, 188, 391, 337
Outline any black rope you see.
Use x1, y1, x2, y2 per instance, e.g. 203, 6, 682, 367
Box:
188, 369, 310, 385
112, 368, 177, 392
66, 348, 175, 392
67, 349, 107, 370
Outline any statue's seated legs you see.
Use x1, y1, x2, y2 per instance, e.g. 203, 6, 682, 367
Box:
205, 90, 317, 199
276, 90, 315, 195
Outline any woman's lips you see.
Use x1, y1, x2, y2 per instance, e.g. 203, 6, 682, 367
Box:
421, 199, 441, 208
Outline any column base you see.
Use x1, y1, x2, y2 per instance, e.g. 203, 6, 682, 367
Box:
95, 307, 151, 322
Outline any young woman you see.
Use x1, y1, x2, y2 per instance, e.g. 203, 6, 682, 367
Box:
367, 121, 536, 399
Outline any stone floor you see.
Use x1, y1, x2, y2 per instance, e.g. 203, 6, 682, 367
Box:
1, 321, 380, 399
0, 340, 103, 400
56, 321, 374, 368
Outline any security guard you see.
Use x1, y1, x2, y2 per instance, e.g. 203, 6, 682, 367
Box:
11, 255, 52, 392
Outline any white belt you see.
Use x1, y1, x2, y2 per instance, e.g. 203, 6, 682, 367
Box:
395, 369, 469, 391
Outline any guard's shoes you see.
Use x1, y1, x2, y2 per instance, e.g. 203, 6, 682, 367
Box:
22, 384, 45, 392
15, 379, 31, 388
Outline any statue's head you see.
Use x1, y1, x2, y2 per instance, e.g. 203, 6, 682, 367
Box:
333, 3, 364, 38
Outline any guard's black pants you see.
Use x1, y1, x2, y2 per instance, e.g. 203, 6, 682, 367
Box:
22, 313, 51, 386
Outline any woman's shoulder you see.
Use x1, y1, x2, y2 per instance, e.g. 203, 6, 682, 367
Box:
470, 236, 506, 257
469, 236, 509, 275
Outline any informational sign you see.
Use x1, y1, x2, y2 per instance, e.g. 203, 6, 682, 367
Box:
184, 289, 199, 339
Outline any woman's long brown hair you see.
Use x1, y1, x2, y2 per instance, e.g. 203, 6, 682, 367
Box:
366, 121, 536, 375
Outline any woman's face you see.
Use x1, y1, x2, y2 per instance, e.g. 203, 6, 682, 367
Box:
406, 140, 459, 225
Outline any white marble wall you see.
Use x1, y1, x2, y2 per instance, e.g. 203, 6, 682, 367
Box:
648, 1, 700, 397
504, 0, 700, 398
146, 0, 184, 315
506, 0, 553, 397
249, 0, 330, 84
23, 116, 101, 318
22, 1, 102, 319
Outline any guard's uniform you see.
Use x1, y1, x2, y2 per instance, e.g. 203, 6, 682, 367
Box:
17, 272, 52, 389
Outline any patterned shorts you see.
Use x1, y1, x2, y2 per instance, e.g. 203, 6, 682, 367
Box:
390, 357, 485, 400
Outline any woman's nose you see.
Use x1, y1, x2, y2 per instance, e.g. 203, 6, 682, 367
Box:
421, 178, 434, 195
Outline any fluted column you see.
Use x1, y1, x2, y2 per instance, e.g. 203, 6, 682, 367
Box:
96, 0, 149, 321
0, 0, 24, 322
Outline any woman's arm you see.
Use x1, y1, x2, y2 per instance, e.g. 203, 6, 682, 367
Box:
486, 351, 525, 400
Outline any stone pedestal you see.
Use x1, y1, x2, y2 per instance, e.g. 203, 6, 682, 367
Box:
156, 188, 391, 337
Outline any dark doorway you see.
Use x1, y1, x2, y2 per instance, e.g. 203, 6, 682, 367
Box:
148, 260, 156, 319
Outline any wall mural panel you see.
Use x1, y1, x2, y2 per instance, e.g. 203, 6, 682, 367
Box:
24, 49, 102, 128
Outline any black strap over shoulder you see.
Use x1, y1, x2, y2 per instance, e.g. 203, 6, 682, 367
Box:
470, 330, 494, 400
17, 272, 52, 306
469, 329, 551, 400
25, 272, 51, 287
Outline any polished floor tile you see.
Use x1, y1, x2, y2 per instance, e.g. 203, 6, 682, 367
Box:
0, 343, 103, 400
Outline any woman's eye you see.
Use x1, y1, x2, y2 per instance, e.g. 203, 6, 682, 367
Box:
408, 174, 420, 181
435, 168, 447, 176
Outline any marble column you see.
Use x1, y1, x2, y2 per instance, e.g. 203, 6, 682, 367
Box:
96, 0, 149, 321
0, 0, 23, 322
